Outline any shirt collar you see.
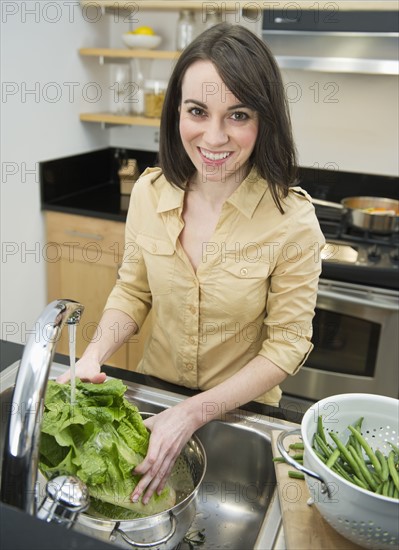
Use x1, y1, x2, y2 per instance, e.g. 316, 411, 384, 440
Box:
156, 175, 185, 213
156, 167, 268, 218
227, 167, 269, 219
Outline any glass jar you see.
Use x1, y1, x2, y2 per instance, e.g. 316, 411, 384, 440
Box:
144, 80, 167, 118
110, 64, 131, 115
176, 10, 195, 51
203, 10, 222, 31
131, 59, 152, 116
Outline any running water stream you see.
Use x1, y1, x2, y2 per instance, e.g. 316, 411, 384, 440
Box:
68, 324, 77, 405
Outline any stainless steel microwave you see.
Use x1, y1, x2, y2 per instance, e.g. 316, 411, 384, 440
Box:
261, 8, 399, 75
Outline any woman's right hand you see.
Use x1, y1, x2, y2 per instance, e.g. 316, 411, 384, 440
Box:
56, 356, 106, 384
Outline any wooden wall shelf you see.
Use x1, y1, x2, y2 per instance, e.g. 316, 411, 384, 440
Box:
79, 48, 180, 60
80, 1, 398, 12
80, 112, 160, 127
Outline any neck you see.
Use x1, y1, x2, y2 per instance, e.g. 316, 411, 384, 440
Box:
189, 165, 251, 207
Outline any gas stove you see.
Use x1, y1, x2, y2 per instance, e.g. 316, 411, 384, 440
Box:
319, 229, 399, 291
298, 168, 399, 290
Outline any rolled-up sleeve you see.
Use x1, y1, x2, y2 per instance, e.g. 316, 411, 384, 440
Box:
258, 193, 325, 375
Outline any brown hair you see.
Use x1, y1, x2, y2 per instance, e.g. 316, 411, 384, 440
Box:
158, 23, 297, 213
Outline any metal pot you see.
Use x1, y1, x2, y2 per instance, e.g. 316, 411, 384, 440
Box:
313, 196, 399, 234
74, 433, 206, 549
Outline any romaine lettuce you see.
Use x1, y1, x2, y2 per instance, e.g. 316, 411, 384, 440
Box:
39, 379, 176, 518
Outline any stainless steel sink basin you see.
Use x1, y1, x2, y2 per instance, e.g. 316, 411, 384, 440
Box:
1, 361, 297, 549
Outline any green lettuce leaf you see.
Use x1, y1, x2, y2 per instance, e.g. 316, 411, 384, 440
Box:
39, 379, 176, 517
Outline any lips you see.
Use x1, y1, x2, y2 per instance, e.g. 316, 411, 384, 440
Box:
199, 147, 232, 163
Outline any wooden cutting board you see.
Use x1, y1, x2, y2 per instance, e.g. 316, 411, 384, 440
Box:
271, 430, 364, 550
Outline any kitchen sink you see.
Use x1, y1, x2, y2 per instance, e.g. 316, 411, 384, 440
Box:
0, 361, 297, 549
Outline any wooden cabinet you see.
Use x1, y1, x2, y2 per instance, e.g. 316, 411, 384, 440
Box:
45, 211, 151, 371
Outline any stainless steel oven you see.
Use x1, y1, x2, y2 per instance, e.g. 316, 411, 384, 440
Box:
281, 278, 398, 402
280, 168, 399, 410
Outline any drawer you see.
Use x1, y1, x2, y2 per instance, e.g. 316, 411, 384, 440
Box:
45, 211, 125, 256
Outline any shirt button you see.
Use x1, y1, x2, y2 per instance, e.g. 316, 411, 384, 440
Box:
186, 363, 194, 371
189, 305, 196, 314
189, 336, 196, 344
240, 267, 248, 276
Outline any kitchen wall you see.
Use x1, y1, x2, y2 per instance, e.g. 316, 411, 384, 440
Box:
1, 3, 398, 346
284, 69, 398, 176
1, 2, 109, 343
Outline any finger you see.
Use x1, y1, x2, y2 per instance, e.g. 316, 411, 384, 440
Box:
142, 416, 155, 431
142, 458, 176, 504
79, 372, 107, 384
131, 471, 153, 503
56, 371, 71, 384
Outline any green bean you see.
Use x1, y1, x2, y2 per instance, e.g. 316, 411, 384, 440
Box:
348, 445, 378, 491
314, 433, 333, 459
328, 432, 359, 471
331, 462, 353, 483
326, 448, 340, 469
347, 426, 381, 474
382, 480, 390, 497
350, 417, 364, 456
388, 450, 399, 491
313, 448, 328, 464
352, 475, 368, 490
313, 416, 398, 499
375, 482, 384, 495
387, 441, 399, 457
292, 453, 304, 461
375, 449, 389, 482
317, 415, 327, 445
289, 442, 304, 451
288, 470, 305, 480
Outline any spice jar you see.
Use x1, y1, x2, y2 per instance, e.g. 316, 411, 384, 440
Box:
144, 80, 167, 118
176, 10, 195, 51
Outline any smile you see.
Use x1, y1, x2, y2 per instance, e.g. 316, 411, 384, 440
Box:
199, 148, 232, 161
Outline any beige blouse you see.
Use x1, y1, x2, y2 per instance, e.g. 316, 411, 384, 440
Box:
105, 166, 325, 406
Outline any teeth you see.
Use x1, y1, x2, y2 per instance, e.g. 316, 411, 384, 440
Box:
200, 148, 231, 161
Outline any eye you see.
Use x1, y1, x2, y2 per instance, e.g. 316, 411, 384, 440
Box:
230, 111, 249, 121
188, 107, 206, 117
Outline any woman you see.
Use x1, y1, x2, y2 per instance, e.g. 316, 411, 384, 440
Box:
58, 23, 324, 505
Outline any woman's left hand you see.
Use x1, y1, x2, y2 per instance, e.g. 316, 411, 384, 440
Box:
131, 401, 199, 504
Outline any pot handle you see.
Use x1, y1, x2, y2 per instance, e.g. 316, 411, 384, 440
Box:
112, 512, 177, 548
276, 429, 331, 498
312, 198, 345, 210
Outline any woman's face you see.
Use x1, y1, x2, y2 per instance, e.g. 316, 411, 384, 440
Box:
179, 60, 259, 188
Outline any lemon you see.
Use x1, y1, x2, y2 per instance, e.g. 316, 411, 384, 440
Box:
133, 26, 155, 35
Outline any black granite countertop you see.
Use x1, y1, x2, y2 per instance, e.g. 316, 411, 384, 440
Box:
40, 148, 399, 222
40, 148, 158, 222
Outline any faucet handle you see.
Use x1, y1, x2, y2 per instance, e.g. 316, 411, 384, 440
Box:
37, 475, 89, 529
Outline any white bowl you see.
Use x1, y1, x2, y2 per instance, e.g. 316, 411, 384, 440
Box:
122, 33, 162, 50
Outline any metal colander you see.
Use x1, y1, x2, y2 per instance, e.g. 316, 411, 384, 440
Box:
277, 393, 399, 550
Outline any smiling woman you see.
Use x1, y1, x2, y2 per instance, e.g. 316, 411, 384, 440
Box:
179, 60, 259, 190
57, 23, 325, 509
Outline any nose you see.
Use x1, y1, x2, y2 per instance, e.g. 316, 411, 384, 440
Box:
203, 117, 229, 148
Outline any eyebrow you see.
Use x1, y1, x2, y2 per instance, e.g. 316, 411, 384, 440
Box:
183, 99, 250, 111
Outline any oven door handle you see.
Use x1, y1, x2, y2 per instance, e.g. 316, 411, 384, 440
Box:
317, 288, 398, 312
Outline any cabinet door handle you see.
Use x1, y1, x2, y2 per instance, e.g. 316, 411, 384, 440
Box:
64, 229, 104, 241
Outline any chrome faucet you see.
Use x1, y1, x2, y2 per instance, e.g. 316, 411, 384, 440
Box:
1, 299, 86, 517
